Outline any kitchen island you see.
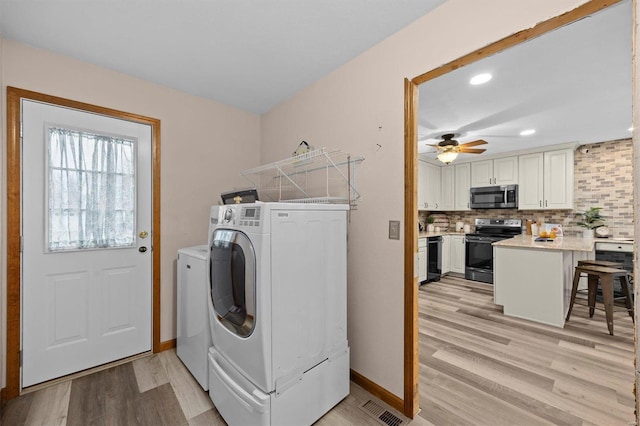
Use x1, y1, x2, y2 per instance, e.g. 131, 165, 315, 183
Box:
493, 235, 595, 327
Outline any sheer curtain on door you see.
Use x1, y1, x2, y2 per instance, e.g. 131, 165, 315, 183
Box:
47, 126, 136, 251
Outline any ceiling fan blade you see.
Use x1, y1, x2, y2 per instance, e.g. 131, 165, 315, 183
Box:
425, 143, 442, 147
459, 139, 488, 147
458, 148, 486, 154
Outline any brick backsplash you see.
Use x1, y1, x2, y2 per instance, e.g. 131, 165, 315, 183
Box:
418, 138, 633, 238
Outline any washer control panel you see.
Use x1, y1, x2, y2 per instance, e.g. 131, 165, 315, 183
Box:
240, 206, 261, 227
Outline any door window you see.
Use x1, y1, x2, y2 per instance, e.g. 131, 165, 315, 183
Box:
47, 126, 136, 251
210, 229, 256, 337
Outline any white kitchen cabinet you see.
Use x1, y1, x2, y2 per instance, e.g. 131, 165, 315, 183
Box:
471, 156, 518, 187
450, 235, 466, 274
454, 163, 471, 210
518, 149, 573, 210
418, 238, 427, 283
440, 166, 455, 211
441, 235, 451, 274
420, 163, 441, 210
418, 161, 429, 210
544, 149, 574, 209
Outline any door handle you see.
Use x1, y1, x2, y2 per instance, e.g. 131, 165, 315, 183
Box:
139, 231, 149, 239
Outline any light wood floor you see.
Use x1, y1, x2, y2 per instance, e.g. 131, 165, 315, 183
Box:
418, 274, 636, 425
1, 274, 635, 425
0, 349, 419, 425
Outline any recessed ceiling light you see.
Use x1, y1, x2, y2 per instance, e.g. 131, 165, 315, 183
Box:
469, 73, 492, 85
520, 129, 536, 136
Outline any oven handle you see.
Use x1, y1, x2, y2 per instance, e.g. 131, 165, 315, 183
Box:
466, 236, 497, 243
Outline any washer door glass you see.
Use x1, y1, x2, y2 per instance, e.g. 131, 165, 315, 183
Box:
209, 229, 256, 337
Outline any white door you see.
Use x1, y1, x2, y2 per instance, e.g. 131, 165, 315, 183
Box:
22, 100, 152, 387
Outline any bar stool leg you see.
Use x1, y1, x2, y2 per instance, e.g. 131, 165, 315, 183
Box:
620, 274, 634, 322
566, 267, 581, 321
587, 274, 598, 318
601, 274, 615, 335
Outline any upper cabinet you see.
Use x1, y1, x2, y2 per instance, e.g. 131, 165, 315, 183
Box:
453, 163, 471, 210
518, 149, 574, 210
418, 160, 441, 210
425, 162, 441, 209
470, 156, 518, 187
418, 160, 429, 209
419, 146, 573, 212
440, 166, 455, 211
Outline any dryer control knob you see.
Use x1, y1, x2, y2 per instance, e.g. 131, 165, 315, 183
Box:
223, 208, 233, 223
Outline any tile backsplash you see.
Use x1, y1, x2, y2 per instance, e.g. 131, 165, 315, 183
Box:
419, 138, 633, 238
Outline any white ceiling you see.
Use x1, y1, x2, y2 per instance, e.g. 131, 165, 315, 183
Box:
0, 0, 445, 114
418, 0, 632, 160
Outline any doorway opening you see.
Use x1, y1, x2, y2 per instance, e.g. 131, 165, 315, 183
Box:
403, 0, 635, 419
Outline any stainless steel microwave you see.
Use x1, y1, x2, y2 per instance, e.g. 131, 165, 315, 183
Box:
469, 184, 518, 209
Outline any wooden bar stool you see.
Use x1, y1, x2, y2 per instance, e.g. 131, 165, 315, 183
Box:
566, 264, 633, 335
577, 259, 622, 268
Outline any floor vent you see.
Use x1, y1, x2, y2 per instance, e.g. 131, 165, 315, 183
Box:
360, 400, 404, 426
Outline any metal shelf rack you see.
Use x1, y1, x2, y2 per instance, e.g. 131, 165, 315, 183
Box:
240, 148, 364, 207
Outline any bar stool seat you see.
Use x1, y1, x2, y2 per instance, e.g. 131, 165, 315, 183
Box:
566, 264, 633, 335
577, 259, 623, 268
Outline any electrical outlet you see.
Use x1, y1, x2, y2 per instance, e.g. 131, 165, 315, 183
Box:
389, 220, 400, 240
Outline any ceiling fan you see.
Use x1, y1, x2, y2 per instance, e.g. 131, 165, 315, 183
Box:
427, 133, 487, 164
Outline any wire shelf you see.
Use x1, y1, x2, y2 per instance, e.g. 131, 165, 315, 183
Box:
241, 148, 364, 207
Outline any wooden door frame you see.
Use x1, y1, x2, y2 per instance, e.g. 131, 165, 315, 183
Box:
5, 87, 162, 399
403, 0, 627, 418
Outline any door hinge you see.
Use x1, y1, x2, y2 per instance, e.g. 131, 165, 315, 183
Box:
20, 350, 23, 367
20, 236, 24, 252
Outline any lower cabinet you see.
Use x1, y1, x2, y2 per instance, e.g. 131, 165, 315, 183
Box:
440, 234, 466, 277
450, 235, 466, 274
441, 236, 451, 274
418, 238, 427, 283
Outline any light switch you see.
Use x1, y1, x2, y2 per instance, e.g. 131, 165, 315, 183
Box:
389, 220, 401, 240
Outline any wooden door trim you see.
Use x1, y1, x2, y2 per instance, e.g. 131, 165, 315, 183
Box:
403, 0, 623, 418
5, 87, 162, 399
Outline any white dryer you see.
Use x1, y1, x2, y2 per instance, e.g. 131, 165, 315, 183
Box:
207, 202, 349, 425
176, 245, 212, 390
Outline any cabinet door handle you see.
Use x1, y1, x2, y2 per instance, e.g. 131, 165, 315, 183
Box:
436, 203, 439, 209
539, 200, 542, 207
545, 200, 548, 207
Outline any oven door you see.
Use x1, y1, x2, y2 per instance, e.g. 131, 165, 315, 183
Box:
465, 235, 498, 283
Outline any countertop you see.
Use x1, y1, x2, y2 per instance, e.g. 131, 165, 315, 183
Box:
493, 234, 596, 252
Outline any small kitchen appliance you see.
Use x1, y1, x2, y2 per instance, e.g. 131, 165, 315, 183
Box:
465, 218, 522, 284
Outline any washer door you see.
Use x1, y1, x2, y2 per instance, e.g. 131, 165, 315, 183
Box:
209, 229, 256, 337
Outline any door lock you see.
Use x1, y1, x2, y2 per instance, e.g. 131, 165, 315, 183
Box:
139, 231, 149, 239
139, 246, 148, 253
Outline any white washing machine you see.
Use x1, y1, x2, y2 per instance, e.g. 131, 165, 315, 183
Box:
176, 245, 212, 390
207, 202, 349, 425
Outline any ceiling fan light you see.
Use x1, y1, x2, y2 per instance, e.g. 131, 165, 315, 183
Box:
437, 151, 459, 164
520, 129, 536, 136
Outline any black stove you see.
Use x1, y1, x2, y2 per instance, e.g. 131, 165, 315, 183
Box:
465, 218, 522, 284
